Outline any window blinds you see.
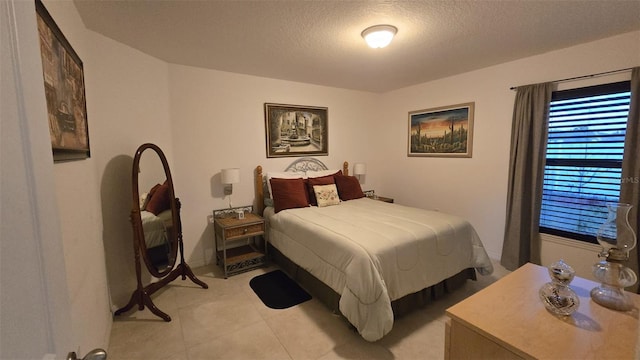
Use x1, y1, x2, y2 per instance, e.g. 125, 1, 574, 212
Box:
540, 82, 631, 242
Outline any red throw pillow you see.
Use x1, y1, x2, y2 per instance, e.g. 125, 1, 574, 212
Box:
307, 174, 337, 206
334, 175, 365, 201
270, 178, 310, 213
141, 183, 161, 210
145, 182, 171, 215
147, 183, 161, 198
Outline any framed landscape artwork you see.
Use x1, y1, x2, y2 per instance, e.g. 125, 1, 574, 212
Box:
36, 0, 90, 162
264, 103, 328, 158
408, 102, 474, 158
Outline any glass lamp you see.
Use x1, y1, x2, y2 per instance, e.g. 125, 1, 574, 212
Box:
590, 203, 638, 311
539, 259, 580, 316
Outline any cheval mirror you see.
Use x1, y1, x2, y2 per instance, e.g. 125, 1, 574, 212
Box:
115, 143, 207, 321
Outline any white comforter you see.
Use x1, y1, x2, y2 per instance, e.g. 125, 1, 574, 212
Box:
141, 209, 172, 248
264, 197, 493, 341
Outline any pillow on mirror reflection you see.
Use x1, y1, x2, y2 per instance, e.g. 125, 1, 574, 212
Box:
142, 183, 161, 210
146, 182, 171, 215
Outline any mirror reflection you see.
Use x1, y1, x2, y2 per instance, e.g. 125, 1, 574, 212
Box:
116, 143, 207, 322
138, 151, 175, 273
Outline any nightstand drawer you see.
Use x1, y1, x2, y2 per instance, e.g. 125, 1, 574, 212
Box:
224, 223, 264, 240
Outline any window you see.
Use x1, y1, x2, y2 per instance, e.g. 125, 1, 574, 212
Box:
539, 81, 631, 243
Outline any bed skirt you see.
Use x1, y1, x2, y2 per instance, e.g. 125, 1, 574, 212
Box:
268, 243, 477, 318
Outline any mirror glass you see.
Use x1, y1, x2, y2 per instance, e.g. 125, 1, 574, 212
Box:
134, 144, 178, 277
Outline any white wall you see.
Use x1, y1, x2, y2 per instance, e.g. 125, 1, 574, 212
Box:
376, 31, 640, 268
168, 66, 382, 267
37, 0, 173, 354
1, 1, 73, 357
40, 2, 111, 354
80, 22, 173, 313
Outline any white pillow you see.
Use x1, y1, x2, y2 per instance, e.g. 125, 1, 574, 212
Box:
265, 171, 306, 200
307, 169, 341, 178
313, 184, 340, 207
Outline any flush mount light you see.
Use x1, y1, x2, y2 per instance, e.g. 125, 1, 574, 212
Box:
361, 24, 397, 48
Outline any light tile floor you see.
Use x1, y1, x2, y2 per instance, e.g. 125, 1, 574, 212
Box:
108, 259, 510, 360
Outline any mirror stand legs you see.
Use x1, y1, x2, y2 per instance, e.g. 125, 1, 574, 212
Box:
114, 262, 208, 322
175, 262, 209, 289
114, 287, 171, 321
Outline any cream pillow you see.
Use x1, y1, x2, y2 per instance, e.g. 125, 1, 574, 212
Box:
307, 169, 341, 178
313, 184, 340, 207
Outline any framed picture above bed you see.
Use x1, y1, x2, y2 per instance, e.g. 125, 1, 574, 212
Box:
408, 102, 474, 158
264, 103, 328, 158
36, 0, 90, 162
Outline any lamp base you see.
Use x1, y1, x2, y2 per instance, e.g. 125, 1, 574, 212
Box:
590, 285, 634, 311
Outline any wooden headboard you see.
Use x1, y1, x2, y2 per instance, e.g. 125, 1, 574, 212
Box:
255, 158, 349, 215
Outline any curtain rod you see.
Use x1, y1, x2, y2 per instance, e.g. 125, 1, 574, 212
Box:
509, 67, 634, 90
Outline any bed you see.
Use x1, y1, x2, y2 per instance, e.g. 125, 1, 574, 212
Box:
140, 209, 173, 266
138, 182, 174, 267
254, 158, 493, 341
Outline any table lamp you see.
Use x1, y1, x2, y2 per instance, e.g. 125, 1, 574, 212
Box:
221, 168, 240, 208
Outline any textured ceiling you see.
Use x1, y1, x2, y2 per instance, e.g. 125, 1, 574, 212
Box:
73, 0, 640, 93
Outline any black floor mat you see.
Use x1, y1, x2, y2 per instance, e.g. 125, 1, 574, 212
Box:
249, 270, 312, 309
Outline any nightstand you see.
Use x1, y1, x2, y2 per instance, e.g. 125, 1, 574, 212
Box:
213, 211, 266, 278
371, 195, 394, 203
363, 190, 394, 203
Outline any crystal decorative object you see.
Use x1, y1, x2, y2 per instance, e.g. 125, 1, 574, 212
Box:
590, 203, 638, 311
539, 259, 580, 316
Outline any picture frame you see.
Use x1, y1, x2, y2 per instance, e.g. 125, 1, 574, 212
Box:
264, 103, 328, 158
408, 102, 474, 158
36, 0, 90, 162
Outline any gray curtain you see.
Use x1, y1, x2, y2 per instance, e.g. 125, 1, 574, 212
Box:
501, 83, 554, 270
621, 67, 640, 293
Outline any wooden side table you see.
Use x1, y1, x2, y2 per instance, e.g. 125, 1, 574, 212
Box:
213, 211, 266, 278
363, 190, 394, 203
445, 262, 640, 359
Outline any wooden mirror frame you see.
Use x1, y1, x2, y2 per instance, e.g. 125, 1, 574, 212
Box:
115, 143, 207, 321
131, 143, 178, 277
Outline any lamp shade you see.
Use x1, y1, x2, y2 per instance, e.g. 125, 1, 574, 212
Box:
361, 25, 397, 48
221, 168, 240, 184
354, 163, 366, 175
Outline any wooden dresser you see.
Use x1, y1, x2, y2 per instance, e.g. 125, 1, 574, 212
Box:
445, 262, 640, 359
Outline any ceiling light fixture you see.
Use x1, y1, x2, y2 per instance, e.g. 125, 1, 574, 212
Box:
361, 24, 397, 48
